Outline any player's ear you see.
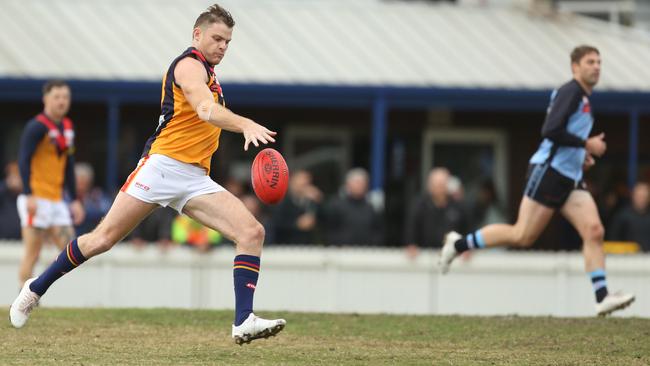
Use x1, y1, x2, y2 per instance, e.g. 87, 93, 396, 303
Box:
570, 61, 579, 75
192, 27, 201, 42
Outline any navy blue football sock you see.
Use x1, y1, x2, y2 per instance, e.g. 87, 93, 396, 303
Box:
233, 255, 260, 326
590, 269, 609, 303
30, 239, 87, 296
454, 230, 486, 253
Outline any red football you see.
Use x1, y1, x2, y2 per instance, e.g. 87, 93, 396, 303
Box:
251, 148, 289, 205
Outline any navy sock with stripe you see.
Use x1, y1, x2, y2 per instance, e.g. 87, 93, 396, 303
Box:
233, 255, 260, 326
589, 268, 609, 303
29, 239, 87, 296
454, 230, 486, 253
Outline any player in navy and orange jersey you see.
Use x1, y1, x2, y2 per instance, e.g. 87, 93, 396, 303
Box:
439, 46, 635, 316
11, 4, 285, 344
15, 80, 85, 289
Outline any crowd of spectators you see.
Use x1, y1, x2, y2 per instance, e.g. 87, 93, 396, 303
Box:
0, 160, 648, 253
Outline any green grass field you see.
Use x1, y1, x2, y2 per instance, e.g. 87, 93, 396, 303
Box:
1, 308, 649, 365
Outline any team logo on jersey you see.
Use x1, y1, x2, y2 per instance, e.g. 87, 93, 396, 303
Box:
582, 96, 591, 113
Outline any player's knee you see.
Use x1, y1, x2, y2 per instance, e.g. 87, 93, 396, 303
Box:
237, 222, 265, 248
249, 222, 265, 245
585, 222, 604, 243
513, 229, 536, 248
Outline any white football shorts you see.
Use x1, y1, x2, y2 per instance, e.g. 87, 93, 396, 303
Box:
17, 195, 73, 228
121, 154, 225, 213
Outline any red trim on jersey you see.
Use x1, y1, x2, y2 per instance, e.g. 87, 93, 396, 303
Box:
191, 49, 207, 63
35, 113, 74, 152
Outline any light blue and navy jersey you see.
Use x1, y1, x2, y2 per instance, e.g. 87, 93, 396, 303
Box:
529, 79, 593, 181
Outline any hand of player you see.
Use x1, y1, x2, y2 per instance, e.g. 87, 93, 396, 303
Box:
583, 154, 595, 171
585, 132, 606, 157
242, 119, 277, 151
26, 195, 37, 216
70, 199, 85, 226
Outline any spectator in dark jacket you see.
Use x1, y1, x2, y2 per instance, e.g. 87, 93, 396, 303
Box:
608, 182, 650, 251
405, 167, 468, 258
0, 162, 23, 239
323, 168, 382, 246
270, 169, 322, 244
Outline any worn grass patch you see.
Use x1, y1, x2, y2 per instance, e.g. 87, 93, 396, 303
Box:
1, 308, 649, 365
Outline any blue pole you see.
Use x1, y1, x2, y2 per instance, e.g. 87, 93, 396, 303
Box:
106, 98, 120, 193
370, 93, 388, 191
627, 109, 639, 190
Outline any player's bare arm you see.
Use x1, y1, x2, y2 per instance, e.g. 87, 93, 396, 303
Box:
174, 57, 276, 151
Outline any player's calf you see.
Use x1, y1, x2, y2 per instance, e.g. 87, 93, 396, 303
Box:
81, 229, 119, 257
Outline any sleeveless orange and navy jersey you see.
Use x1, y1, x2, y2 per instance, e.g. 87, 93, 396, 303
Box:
17, 114, 76, 201
141, 47, 225, 174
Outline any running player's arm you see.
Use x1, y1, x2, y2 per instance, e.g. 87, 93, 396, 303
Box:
63, 154, 77, 200
540, 85, 584, 147
174, 57, 276, 151
17, 121, 47, 196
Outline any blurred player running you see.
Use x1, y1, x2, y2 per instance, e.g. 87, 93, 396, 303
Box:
10, 4, 285, 344
16, 80, 84, 289
439, 45, 635, 316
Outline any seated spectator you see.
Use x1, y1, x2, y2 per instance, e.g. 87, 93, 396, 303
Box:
270, 169, 322, 244
608, 182, 650, 251
0, 162, 23, 239
322, 168, 382, 246
74, 162, 111, 235
172, 215, 223, 252
404, 167, 468, 258
129, 207, 177, 251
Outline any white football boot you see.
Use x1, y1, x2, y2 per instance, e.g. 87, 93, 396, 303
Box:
595, 291, 635, 317
232, 313, 286, 345
439, 231, 462, 274
10, 278, 40, 328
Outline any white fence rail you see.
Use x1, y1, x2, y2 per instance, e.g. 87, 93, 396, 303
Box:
1, 242, 648, 317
